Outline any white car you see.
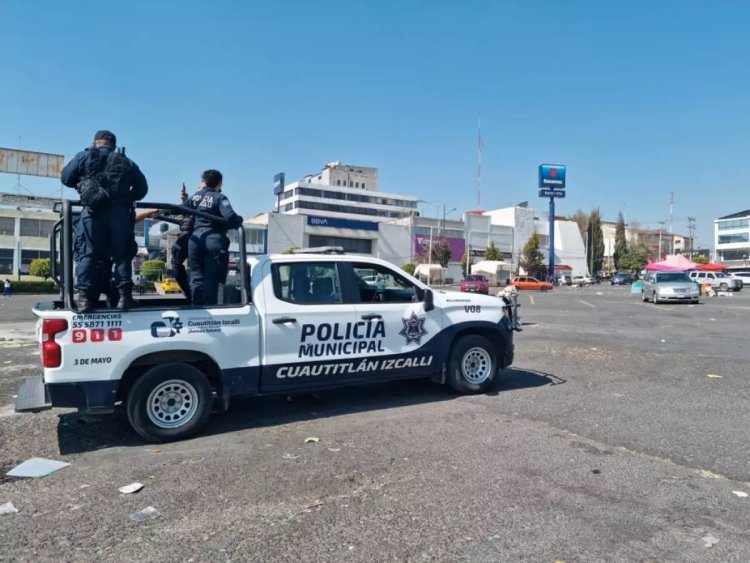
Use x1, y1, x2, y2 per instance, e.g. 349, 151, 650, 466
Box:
572, 275, 595, 286
729, 272, 750, 287
688, 271, 741, 291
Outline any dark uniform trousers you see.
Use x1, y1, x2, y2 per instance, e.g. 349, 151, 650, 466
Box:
188, 228, 229, 306
74, 205, 137, 298
171, 230, 192, 302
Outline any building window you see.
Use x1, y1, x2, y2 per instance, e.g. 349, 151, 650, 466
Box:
718, 233, 750, 244
0, 248, 13, 275
718, 219, 749, 230
720, 249, 750, 260
309, 235, 372, 254
362, 183, 365, 189
19, 218, 55, 238
0, 217, 15, 236
336, 180, 341, 186
355, 182, 359, 188
349, 181, 353, 187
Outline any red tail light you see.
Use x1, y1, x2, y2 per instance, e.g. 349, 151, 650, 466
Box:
42, 319, 68, 368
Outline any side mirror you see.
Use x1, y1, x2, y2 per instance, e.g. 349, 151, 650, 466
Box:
424, 288, 434, 312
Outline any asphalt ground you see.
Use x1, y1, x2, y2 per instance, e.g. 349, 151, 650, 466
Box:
1, 287, 750, 561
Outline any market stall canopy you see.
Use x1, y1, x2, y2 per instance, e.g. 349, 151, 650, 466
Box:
695, 263, 727, 271
414, 264, 446, 280
645, 254, 697, 271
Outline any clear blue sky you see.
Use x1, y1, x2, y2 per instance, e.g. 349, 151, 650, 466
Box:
1, 0, 748, 249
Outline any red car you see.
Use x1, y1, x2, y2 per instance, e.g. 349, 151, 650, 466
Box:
460, 275, 489, 294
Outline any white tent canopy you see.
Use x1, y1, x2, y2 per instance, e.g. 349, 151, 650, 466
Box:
414, 263, 446, 282
471, 260, 514, 282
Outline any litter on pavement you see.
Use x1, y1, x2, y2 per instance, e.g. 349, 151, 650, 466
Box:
707, 374, 723, 379
304, 437, 320, 444
732, 491, 748, 498
130, 506, 160, 523
0, 502, 18, 515
702, 534, 719, 548
6, 458, 70, 478
119, 483, 144, 494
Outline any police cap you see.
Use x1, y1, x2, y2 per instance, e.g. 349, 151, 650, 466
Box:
93, 130, 117, 146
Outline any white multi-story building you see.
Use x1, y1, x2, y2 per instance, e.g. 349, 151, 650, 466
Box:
715, 209, 750, 266
277, 162, 418, 222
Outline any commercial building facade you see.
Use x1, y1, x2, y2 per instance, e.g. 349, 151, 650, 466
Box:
714, 209, 750, 266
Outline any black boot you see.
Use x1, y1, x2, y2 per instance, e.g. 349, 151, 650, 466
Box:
75, 295, 95, 313
117, 287, 137, 311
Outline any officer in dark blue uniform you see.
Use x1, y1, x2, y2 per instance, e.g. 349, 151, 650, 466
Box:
172, 184, 194, 302
184, 169, 243, 306
61, 130, 148, 312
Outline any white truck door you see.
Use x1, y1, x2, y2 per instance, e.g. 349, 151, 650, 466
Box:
348, 261, 443, 379
260, 260, 359, 392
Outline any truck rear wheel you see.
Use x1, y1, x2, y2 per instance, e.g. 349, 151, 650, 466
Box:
126, 363, 213, 442
447, 335, 498, 394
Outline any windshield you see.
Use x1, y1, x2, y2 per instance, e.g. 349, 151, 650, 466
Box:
656, 273, 691, 283
465, 275, 485, 281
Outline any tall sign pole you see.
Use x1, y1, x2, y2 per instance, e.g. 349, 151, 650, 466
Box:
539, 164, 567, 280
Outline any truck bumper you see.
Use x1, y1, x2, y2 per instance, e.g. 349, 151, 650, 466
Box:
15, 376, 118, 414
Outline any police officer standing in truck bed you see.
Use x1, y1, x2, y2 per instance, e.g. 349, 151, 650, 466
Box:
61, 130, 148, 312
184, 169, 243, 306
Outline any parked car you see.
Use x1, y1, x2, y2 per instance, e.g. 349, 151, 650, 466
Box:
160, 278, 182, 294
728, 272, 750, 289
460, 274, 489, 294
554, 273, 572, 286
572, 275, 595, 286
610, 272, 635, 285
642, 271, 700, 304
511, 276, 553, 291
688, 271, 741, 291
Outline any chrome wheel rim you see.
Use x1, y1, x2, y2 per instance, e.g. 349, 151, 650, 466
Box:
146, 379, 199, 429
461, 347, 493, 384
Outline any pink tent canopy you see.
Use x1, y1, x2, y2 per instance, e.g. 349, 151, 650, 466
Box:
645, 254, 697, 271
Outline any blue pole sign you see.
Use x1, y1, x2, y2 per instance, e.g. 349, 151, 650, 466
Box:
539, 189, 565, 198
539, 164, 566, 189
273, 172, 285, 195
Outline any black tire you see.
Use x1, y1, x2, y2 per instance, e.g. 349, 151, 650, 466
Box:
692, 299, 699, 304
719, 283, 728, 292
540, 286, 549, 292
652, 292, 658, 304
447, 335, 498, 394
126, 363, 213, 443
641, 291, 648, 302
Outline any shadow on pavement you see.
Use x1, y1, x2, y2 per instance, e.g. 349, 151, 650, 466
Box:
57, 368, 559, 454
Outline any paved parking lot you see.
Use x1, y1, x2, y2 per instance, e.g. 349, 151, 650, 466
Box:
1, 288, 750, 561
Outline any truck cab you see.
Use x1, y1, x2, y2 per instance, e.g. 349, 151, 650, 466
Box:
16, 201, 517, 442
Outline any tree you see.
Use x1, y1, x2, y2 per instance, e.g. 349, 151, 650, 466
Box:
29, 258, 51, 280
430, 238, 452, 268
587, 208, 605, 275
692, 254, 709, 265
567, 209, 588, 242
613, 211, 628, 270
460, 250, 470, 275
618, 242, 650, 273
484, 240, 501, 261
401, 263, 416, 276
520, 232, 545, 278
141, 259, 166, 281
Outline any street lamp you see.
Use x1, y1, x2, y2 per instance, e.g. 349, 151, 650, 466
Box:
657, 221, 666, 260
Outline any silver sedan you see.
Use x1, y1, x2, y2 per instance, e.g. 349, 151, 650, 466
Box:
641, 272, 700, 304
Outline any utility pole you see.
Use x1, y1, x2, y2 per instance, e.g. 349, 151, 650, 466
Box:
687, 217, 696, 259
477, 119, 483, 207
657, 221, 666, 260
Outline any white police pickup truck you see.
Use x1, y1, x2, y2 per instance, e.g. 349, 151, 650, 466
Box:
16, 201, 516, 442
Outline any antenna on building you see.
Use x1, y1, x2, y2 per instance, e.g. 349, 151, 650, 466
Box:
477, 118, 483, 207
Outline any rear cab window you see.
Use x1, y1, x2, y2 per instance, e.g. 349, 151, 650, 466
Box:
272, 262, 343, 304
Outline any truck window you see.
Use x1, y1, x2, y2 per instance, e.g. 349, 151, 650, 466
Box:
273, 262, 343, 304
351, 263, 418, 303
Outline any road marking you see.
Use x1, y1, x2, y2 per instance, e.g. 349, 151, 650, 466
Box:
529, 295, 535, 305
578, 300, 596, 308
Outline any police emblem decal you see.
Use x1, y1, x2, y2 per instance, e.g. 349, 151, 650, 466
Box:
399, 312, 428, 345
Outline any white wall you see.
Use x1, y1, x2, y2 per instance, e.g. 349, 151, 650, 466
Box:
375, 222, 412, 266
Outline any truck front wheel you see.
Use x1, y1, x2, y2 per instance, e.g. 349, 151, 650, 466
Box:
447, 335, 498, 394
126, 363, 213, 442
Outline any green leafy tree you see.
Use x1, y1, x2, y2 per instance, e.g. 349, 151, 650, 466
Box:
587, 208, 605, 275
459, 250, 470, 275
29, 258, 51, 280
484, 240, 501, 261
691, 254, 709, 265
520, 232, 545, 278
282, 246, 298, 254
401, 263, 416, 276
141, 259, 166, 281
431, 238, 452, 268
613, 211, 628, 270
618, 242, 650, 273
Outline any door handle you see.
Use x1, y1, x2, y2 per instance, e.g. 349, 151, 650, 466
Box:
361, 314, 382, 320
272, 316, 297, 324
